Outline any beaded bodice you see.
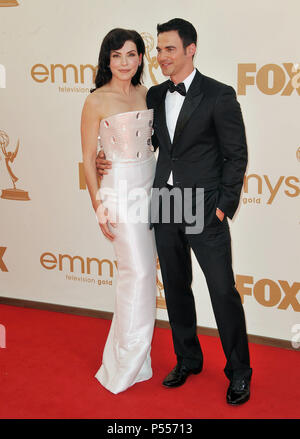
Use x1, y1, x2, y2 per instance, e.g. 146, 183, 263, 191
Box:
98, 109, 155, 162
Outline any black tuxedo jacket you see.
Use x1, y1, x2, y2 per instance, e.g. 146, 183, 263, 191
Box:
146, 69, 248, 220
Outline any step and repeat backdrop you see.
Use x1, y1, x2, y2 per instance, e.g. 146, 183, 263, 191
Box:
0, 0, 299, 344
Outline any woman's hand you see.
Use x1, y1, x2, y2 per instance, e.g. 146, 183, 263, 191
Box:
95, 202, 116, 241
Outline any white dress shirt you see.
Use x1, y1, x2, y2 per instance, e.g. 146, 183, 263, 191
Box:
165, 68, 196, 185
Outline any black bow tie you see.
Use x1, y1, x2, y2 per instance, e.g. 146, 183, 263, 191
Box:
167, 80, 186, 96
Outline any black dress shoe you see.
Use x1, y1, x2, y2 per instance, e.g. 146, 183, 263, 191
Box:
226, 378, 250, 405
163, 363, 203, 388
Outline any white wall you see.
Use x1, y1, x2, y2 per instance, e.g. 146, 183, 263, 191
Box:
0, 0, 299, 342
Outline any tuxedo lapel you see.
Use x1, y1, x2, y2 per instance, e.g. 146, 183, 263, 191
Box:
172, 70, 204, 147
156, 96, 172, 150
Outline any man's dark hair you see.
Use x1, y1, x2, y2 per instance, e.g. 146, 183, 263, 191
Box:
157, 18, 197, 49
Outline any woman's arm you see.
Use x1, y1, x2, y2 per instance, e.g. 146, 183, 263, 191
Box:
81, 95, 115, 240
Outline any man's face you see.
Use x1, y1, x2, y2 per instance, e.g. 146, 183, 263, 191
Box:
156, 30, 191, 78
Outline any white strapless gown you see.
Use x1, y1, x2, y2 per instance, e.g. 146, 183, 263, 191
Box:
94, 109, 157, 394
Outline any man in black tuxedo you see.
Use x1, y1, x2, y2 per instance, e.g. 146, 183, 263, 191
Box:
96, 18, 252, 405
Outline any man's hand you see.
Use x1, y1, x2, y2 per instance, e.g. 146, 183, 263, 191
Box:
96, 150, 112, 178
216, 208, 225, 222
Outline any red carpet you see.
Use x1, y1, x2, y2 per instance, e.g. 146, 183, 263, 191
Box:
0, 303, 299, 419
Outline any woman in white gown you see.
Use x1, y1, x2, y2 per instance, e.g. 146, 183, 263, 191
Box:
80, 29, 157, 394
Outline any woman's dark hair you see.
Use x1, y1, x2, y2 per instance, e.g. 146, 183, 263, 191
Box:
157, 18, 197, 49
90, 28, 145, 93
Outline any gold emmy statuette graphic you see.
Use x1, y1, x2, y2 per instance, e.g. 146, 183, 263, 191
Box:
0, 130, 30, 201
141, 32, 159, 85
156, 257, 166, 309
0, 0, 19, 6
297, 146, 300, 162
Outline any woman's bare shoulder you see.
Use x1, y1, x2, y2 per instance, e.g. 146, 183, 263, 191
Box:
136, 84, 148, 98
83, 88, 110, 117
85, 88, 107, 103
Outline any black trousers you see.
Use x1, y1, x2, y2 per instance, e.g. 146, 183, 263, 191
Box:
153, 186, 252, 381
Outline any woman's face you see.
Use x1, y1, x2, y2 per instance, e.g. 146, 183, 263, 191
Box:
109, 40, 142, 82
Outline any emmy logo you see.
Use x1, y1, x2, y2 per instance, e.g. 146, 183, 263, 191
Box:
0, 0, 19, 6
141, 32, 159, 85
0, 130, 30, 201
156, 257, 166, 309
